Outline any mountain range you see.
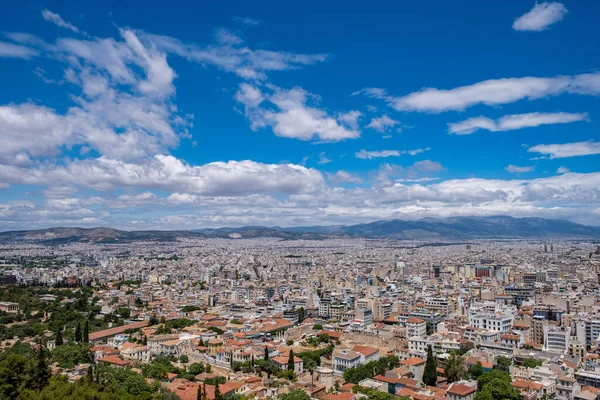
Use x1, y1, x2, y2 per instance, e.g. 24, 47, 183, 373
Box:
1, 216, 599, 244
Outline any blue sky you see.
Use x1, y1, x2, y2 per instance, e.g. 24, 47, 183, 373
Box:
0, 0, 599, 229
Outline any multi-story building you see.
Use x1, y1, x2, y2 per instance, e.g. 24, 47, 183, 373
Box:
407, 317, 427, 338
332, 349, 362, 375
544, 325, 570, 353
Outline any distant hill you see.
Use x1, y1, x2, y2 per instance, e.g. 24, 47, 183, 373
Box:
0, 216, 599, 243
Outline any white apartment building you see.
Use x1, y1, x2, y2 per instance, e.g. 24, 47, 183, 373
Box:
407, 317, 427, 337
544, 325, 570, 354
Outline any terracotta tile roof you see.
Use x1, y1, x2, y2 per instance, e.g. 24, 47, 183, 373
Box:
321, 393, 355, 400
89, 320, 149, 341
338, 383, 356, 392
401, 357, 425, 366
407, 317, 425, 324
352, 345, 379, 357
512, 380, 543, 391
447, 383, 477, 396
98, 355, 131, 366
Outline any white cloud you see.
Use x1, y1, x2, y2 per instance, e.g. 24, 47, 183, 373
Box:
356, 72, 600, 113
337, 110, 362, 129
41, 9, 84, 34
317, 152, 332, 164
528, 141, 600, 158
326, 171, 363, 184
407, 147, 430, 156
366, 115, 399, 132
237, 85, 360, 142
231, 16, 260, 26
214, 28, 243, 46
0, 156, 326, 196
0, 41, 38, 59
557, 166, 570, 174
235, 83, 264, 107
142, 31, 327, 81
505, 164, 535, 173
356, 148, 430, 159
513, 2, 568, 31
355, 149, 400, 159
448, 112, 588, 135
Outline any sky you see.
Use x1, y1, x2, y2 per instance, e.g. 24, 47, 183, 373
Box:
0, 0, 599, 230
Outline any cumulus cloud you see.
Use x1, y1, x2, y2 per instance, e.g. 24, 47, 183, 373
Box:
356, 72, 600, 113
513, 2, 568, 31
326, 171, 363, 184
528, 141, 600, 158
557, 166, 570, 174
448, 112, 588, 135
366, 115, 399, 132
0, 156, 326, 196
505, 164, 535, 173
236, 85, 360, 142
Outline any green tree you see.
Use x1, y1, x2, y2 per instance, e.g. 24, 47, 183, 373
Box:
55, 327, 63, 346
468, 362, 484, 379
312, 324, 323, 331
445, 353, 465, 383
305, 359, 317, 383
523, 358, 543, 369
476, 369, 512, 391
279, 388, 311, 400
82, 320, 89, 343
422, 345, 437, 386
288, 349, 295, 371
475, 377, 521, 400
30, 345, 51, 391
264, 346, 269, 360
51, 343, 93, 369
74, 321, 82, 343
426, 321, 433, 335
180, 354, 189, 364
353, 386, 397, 400
214, 381, 223, 400
496, 356, 512, 369
189, 363, 205, 375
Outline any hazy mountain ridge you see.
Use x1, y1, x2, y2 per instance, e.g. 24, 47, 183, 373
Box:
1, 216, 599, 243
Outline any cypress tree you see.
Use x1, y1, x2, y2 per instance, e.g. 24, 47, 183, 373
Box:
287, 349, 295, 371
74, 321, 82, 343
423, 345, 437, 386
264, 345, 269, 360
214, 381, 222, 400
55, 327, 63, 346
31, 345, 51, 391
83, 320, 89, 343
87, 366, 94, 383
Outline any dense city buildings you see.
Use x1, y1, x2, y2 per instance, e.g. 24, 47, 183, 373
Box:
1, 236, 600, 399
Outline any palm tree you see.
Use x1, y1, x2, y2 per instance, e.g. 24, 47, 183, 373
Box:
306, 360, 317, 384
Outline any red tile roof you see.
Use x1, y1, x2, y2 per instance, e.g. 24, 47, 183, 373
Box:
447, 383, 477, 396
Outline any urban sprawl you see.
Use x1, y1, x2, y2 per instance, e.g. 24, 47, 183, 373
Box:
1, 237, 600, 400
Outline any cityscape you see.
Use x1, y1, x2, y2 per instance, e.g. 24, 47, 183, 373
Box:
1, 1, 600, 400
